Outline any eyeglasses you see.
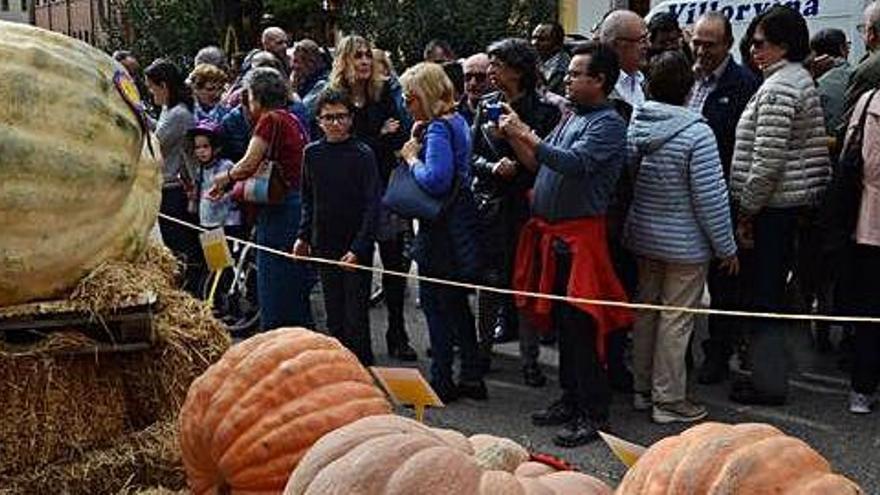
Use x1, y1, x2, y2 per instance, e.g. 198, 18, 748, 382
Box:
691, 39, 720, 50
464, 72, 487, 82
195, 83, 222, 92
318, 113, 351, 123
354, 50, 373, 60
750, 37, 767, 49
617, 32, 649, 44
566, 69, 588, 79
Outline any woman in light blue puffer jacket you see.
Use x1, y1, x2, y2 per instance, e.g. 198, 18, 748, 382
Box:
624, 51, 737, 425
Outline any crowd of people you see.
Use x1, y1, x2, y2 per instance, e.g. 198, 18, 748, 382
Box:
114, 1, 880, 449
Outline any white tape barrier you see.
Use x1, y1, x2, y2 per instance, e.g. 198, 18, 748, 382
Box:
159, 213, 880, 324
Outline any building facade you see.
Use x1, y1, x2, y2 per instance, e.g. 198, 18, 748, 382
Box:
1, 0, 31, 24
33, 0, 107, 45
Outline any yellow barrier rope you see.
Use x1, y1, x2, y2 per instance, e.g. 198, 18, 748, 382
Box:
159, 213, 880, 324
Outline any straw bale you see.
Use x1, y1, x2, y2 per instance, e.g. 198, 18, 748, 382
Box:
0, 335, 129, 475
0, 242, 230, 475
0, 420, 185, 495
119, 288, 230, 428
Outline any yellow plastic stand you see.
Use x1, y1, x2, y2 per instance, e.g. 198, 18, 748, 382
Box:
370, 367, 444, 423
199, 228, 234, 305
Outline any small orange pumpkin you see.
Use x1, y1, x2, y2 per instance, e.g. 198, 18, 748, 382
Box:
616, 422, 863, 494
179, 328, 392, 494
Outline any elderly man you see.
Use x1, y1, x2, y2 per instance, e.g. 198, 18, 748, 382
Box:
843, 1, 880, 124
458, 53, 491, 124
532, 22, 571, 97
500, 42, 633, 447
262, 27, 290, 74
600, 9, 649, 115
686, 12, 760, 385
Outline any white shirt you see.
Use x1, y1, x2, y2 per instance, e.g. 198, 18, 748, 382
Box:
614, 70, 646, 108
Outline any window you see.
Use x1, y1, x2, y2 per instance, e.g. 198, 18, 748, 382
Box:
1, 0, 10, 12
21, 0, 27, 12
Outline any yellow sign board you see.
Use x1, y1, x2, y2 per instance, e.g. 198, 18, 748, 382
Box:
199, 228, 233, 272
370, 367, 444, 422
598, 431, 647, 468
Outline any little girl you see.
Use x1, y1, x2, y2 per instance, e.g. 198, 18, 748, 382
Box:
188, 121, 243, 236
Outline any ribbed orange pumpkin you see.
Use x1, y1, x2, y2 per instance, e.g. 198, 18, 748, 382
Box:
0, 21, 161, 306
286, 414, 613, 495
616, 422, 863, 494
179, 328, 392, 494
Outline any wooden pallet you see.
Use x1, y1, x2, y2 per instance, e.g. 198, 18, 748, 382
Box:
0, 292, 158, 354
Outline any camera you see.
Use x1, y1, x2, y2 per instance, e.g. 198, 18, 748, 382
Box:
485, 102, 502, 123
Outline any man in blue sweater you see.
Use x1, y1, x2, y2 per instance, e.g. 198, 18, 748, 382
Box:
500, 42, 633, 447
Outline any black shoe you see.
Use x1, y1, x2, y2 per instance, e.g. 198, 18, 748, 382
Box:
553, 414, 603, 448
523, 364, 547, 388
538, 332, 557, 346
531, 398, 577, 426
457, 379, 488, 400
369, 287, 385, 308
729, 380, 786, 406
697, 358, 730, 385
492, 320, 517, 343
431, 379, 459, 404
389, 342, 418, 361
609, 367, 634, 393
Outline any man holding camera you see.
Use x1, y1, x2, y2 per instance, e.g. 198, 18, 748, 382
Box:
500, 41, 633, 447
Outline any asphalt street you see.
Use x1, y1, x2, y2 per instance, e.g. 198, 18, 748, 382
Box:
309, 277, 880, 492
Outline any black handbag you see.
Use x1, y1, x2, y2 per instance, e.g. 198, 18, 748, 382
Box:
382, 119, 460, 220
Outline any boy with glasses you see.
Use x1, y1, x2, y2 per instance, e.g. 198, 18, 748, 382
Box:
294, 89, 381, 364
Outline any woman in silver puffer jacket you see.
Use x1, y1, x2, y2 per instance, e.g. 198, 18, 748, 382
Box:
728, 5, 831, 406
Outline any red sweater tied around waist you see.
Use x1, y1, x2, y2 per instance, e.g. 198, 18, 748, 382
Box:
513, 216, 634, 364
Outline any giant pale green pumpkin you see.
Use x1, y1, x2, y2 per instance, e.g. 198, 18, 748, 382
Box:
0, 21, 161, 306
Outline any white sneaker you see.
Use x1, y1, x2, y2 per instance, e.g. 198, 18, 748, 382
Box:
849, 391, 873, 414
633, 391, 652, 411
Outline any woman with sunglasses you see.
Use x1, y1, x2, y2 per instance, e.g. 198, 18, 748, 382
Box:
327, 35, 417, 361
471, 38, 561, 385
729, 5, 831, 406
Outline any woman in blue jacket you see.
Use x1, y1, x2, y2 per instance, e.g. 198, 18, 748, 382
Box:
398, 62, 486, 403
624, 51, 738, 424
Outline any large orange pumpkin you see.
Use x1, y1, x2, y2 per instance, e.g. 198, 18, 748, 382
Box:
616, 422, 863, 494
0, 21, 161, 306
179, 328, 392, 494
286, 414, 613, 495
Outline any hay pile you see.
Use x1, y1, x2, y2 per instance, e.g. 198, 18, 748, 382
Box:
0, 420, 184, 495
0, 242, 230, 492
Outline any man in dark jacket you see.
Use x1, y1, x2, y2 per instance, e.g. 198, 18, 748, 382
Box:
687, 12, 760, 384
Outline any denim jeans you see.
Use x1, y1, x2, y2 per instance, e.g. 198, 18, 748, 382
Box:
747, 207, 799, 397
256, 192, 313, 330
419, 280, 482, 385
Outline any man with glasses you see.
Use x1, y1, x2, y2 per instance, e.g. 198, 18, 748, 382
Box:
459, 53, 491, 126
499, 42, 633, 447
600, 9, 649, 114
843, 1, 880, 125
811, 29, 853, 135
532, 22, 571, 97
686, 12, 759, 385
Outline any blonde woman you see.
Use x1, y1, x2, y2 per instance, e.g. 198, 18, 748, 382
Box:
189, 63, 229, 123
398, 62, 485, 402
329, 35, 417, 361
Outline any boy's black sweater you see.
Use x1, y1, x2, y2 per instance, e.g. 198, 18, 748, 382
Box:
298, 137, 380, 262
